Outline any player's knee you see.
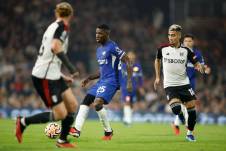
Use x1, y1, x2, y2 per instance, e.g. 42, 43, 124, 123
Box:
170, 103, 181, 115
82, 94, 95, 106
94, 103, 103, 111
94, 98, 104, 111
185, 100, 195, 109
53, 108, 67, 120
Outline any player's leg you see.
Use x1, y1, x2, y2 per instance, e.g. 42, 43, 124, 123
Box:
15, 77, 67, 143
169, 99, 182, 132
93, 97, 113, 140
123, 96, 133, 126
70, 94, 95, 137
56, 87, 78, 148
169, 98, 183, 135
184, 100, 197, 142
55, 87, 78, 148
172, 103, 186, 135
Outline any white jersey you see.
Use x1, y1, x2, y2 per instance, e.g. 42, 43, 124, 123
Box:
32, 20, 69, 80
156, 44, 198, 88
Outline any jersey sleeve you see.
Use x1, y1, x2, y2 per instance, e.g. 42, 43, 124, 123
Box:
53, 22, 67, 42
156, 47, 162, 59
110, 44, 126, 59
187, 48, 198, 64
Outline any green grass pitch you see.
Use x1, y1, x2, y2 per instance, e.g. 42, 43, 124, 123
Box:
0, 119, 225, 151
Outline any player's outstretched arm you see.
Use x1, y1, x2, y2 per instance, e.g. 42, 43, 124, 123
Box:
81, 71, 100, 87
154, 59, 161, 90
121, 54, 133, 92
52, 39, 78, 76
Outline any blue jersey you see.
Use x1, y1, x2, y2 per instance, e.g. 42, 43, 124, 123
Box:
119, 62, 143, 101
87, 40, 125, 104
96, 40, 125, 86
186, 48, 204, 90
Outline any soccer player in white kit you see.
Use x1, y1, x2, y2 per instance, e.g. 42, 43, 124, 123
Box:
15, 2, 78, 148
154, 24, 205, 142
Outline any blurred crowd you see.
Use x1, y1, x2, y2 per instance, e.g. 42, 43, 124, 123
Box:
0, 0, 226, 116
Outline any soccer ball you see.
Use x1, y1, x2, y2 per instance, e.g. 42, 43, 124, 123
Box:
44, 122, 61, 139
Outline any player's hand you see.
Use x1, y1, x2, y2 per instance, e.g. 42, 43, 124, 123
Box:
127, 79, 133, 93
204, 65, 211, 74
63, 75, 74, 84
196, 64, 205, 74
154, 78, 160, 90
71, 71, 80, 79
81, 78, 90, 87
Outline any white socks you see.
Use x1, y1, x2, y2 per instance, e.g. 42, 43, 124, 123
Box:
21, 117, 26, 126
174, 115, 180, 126
187, 130, 193, 135
96, 108, 112, 132
74, 105, 90, 131
174, 104, 188, 126
123, 105, 132, 124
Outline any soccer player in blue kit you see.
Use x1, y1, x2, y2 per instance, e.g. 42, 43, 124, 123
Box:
119, 51, 144, 125
172, 34, 211, 135
69, 24, 132, 140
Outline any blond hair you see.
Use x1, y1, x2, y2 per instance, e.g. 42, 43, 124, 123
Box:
55, 2, 73, 17
168, 24, 182, 32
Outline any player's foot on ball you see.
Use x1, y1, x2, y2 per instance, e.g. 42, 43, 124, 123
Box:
186, 134, 196, 142
69, 127, 80, 138
56, 139, 76, 148
15, 116, 26, 143
171, 123, 180, 135
102, 130, 113, 141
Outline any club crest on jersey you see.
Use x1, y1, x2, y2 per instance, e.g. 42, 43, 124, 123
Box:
180, 52, 184, 56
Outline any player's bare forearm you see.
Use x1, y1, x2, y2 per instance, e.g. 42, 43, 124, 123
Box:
121, 55, 132, 81
121, 54, 133, 92
154, 59, 161, 80
194, 62, 205, 74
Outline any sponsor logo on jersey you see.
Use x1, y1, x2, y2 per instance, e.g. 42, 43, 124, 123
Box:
163, 58, 185, 64
98, 59, 108, 65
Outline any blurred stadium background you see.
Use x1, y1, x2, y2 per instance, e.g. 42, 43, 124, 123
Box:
0, 0, 226, 124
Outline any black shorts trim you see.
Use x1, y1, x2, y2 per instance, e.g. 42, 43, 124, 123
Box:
32, 76, 69, 108
165, 84, 196, 103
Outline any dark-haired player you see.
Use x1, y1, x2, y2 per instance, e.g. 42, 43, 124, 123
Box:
69, 24, 132, 140
172, 33, 210, 135
154, 24, 205, 142
15, 2, 78, 148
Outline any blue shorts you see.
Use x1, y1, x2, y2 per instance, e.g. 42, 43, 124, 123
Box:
121, 89, 136, 103
87, 81, 119, 104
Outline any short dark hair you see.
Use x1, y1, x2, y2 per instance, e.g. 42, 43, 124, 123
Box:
97, 24, 110, 31
183, 33, 195, 40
